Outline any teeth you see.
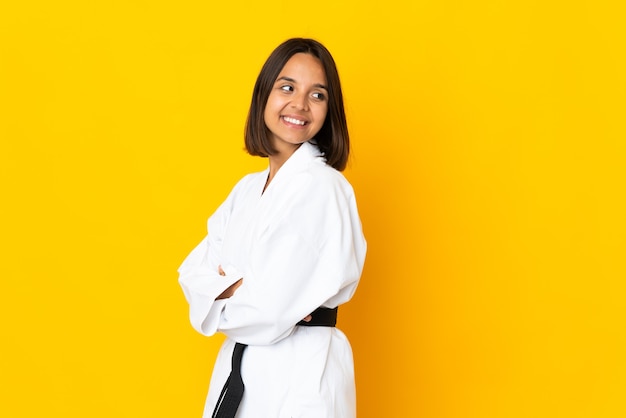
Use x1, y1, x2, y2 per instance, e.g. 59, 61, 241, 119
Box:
284, 116, 306, 126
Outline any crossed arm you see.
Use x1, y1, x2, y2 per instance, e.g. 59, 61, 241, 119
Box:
215, 265, 311, 322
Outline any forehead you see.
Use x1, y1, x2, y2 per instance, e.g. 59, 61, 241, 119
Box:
277, 53, 327, 83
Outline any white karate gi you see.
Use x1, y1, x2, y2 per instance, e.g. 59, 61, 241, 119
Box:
178, 141, 367, 418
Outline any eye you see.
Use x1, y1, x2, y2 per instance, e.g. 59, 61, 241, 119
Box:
312, 92, 326, 101
280, 85, 294, 92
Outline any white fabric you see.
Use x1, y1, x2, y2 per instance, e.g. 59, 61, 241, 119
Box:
178, 141, 367, 418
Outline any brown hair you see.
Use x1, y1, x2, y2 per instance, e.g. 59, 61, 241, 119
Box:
244, 38, 350, 171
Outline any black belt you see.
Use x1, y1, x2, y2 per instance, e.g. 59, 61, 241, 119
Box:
297, 306, 338, 327
212, 307, 338, 418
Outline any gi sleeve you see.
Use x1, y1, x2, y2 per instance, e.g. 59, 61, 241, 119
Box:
177, 180, 246, 336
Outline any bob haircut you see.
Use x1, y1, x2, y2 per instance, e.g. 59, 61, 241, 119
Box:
245, 38, 350, 171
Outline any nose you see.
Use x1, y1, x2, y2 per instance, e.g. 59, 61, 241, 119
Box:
291, 91, 308, 111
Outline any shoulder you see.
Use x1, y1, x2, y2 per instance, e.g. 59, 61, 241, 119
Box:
285, 163, 360, 248
209, 170, 266, 220
227, 170, 266, 199
234, 170, 266, 189
306, 161, 356, 200
281, 161, 357, 222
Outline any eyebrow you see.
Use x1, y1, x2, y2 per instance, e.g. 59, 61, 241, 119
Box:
276, 76, 328, 91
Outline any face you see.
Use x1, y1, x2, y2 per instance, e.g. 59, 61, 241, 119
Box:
264, 53, 328, 153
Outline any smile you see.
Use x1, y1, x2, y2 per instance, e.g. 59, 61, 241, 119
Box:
282, 116, 307, 126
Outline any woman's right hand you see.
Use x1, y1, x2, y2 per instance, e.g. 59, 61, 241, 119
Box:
215, 265, 243, 300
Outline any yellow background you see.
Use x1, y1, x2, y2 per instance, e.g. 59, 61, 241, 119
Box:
1, 1, 625, 417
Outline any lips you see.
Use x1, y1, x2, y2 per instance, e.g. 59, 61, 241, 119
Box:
282, 116, 307, 126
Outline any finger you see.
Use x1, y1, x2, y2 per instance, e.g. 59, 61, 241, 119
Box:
303, 315, 312, 322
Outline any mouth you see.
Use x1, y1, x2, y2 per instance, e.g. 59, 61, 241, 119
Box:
282, 116, 308, 126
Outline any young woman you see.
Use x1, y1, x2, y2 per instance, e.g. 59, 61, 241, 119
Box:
178, 38, 366, 418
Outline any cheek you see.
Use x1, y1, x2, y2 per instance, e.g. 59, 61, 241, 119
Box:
315, 106, 328, 126
264, 95, 282, 119
263, 101, 275, 124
